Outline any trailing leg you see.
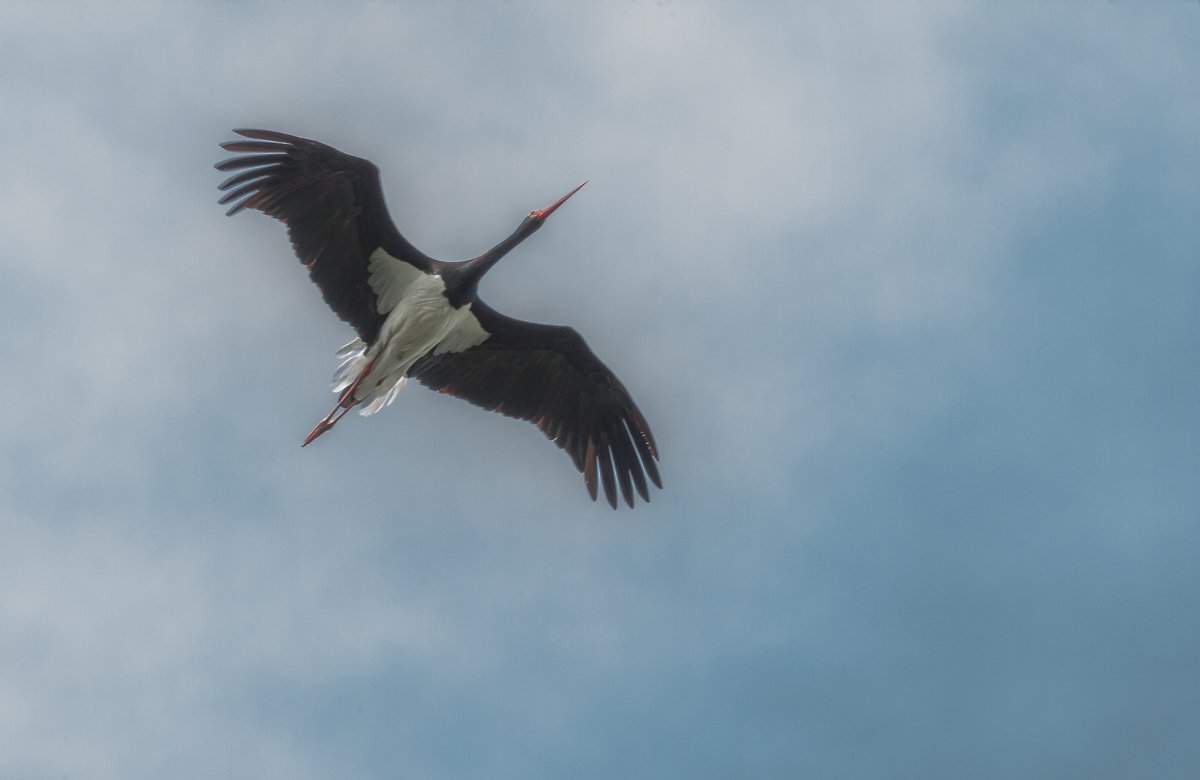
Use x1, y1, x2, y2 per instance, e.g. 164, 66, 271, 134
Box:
301, 358, 375, 447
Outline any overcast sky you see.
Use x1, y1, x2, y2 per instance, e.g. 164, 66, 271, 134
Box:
2, 2, 1198, 778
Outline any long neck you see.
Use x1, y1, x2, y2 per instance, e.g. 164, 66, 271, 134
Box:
443, 221, 535, 304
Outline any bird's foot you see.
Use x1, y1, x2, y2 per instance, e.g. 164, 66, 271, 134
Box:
302, 404, 350, 447
301, 419, 332, 447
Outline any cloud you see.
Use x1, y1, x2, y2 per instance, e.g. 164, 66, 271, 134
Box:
2, 2, 1199, 778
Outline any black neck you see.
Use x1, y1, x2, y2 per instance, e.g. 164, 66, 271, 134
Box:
443, 218, 539, 305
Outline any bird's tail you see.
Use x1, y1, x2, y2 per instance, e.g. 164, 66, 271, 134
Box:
331, 338, 406, 417
331, 338, 368, 393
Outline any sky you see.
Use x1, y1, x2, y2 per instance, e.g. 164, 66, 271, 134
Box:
1, 1, 1198, 778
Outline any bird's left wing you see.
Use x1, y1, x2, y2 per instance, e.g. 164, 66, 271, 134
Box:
216, 129, 434, 343
410, 302, 662, 509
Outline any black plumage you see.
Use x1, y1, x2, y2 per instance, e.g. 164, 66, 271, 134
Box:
217, 129, 661, 508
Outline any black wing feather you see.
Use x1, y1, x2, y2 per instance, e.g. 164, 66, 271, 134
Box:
215, 129, 433, 343
410, 302, 661, 509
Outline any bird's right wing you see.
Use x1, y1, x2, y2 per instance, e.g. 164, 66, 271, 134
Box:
410, 302, 662, 509
216, 129, 434, 343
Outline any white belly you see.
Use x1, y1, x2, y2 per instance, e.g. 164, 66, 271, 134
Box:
366, 274, 473, 390
331, 248, 489, 416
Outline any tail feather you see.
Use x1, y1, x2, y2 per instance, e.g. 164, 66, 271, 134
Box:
332, 340, 369, 393
335, 338, 365, 360
330, 339, 407, 416
360, 377, 406, 416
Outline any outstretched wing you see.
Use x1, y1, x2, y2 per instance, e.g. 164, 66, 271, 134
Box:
216, 129, 433, 343
410, 302, 661, 509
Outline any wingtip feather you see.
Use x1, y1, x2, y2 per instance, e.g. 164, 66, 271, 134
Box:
583, 441, 599, 501
596, 444, 618, 510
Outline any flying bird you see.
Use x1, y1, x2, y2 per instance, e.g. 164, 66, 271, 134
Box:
215, 129, 660, 508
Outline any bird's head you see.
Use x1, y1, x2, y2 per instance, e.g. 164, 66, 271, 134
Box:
522, 180, 587, 233
457, 180, 590, 295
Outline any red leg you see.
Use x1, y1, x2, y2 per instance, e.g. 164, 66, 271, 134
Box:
301, 358, 375, 447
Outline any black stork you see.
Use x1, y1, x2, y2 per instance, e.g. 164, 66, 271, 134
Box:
215, 129, 660, 508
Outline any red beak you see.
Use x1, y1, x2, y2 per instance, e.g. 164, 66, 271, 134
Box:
532, 180, 587, 219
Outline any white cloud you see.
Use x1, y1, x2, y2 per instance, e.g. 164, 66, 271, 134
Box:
1, 1, 1198, 777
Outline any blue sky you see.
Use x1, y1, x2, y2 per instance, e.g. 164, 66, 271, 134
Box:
1, 2, 1198, 778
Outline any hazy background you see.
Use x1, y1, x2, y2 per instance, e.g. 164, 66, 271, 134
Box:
2, 2, 1198, 778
